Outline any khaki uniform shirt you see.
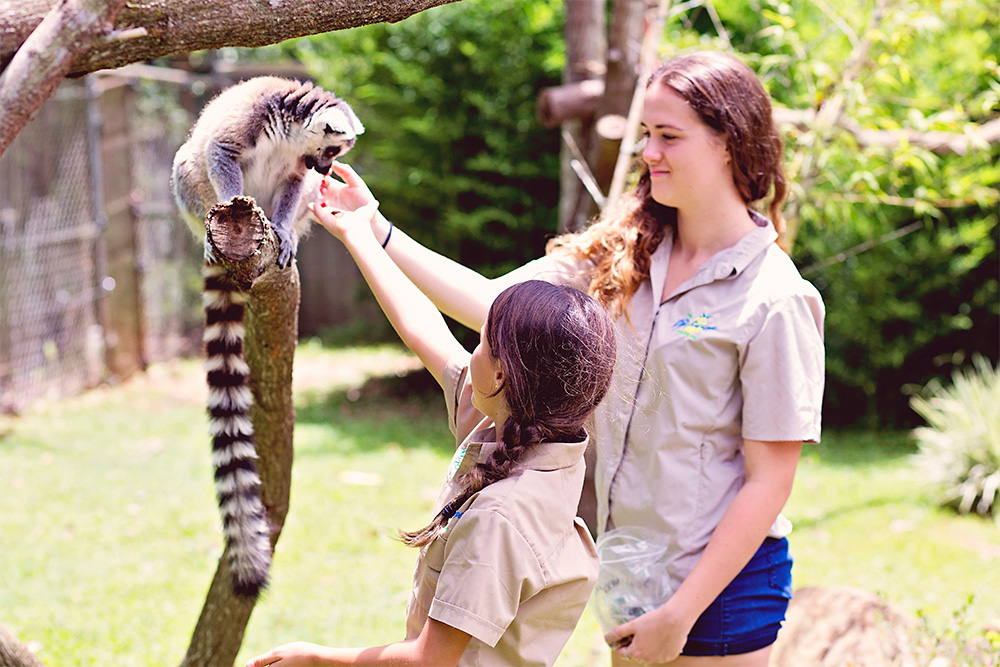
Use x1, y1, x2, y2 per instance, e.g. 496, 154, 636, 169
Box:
499, 215, 825, 594
405, 352, 599, 667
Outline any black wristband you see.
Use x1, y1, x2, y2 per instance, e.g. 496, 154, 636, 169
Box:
381, 220, 393, 249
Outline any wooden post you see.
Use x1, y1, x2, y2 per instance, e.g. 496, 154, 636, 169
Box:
92, 76, 146, 380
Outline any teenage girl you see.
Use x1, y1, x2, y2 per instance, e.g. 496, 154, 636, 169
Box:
245, 201, 617, 667
313, 51, 825, 666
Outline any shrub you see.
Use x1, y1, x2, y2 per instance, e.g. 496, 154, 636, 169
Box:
910, 355, 1000, 518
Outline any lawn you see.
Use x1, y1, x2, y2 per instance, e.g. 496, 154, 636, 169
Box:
2, 342, 998, 666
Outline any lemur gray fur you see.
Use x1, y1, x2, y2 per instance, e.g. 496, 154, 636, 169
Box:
171, 76, 363, 598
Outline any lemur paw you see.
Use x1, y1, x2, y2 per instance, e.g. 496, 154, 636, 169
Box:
275, 237, 296, 269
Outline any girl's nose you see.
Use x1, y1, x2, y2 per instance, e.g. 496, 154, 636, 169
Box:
641, 140, 660, 164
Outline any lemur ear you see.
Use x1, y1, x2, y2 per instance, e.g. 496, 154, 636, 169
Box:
341, 103, 365, 135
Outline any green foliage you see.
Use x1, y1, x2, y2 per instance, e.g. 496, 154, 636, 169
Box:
912, 596, 1000, 666
284, 0, 565, 277
911, 355, 1000, 519
682, 0, 1000, 427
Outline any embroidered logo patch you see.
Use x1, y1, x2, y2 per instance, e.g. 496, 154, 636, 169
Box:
447, 444, 468, 481
672, 313, 716, 340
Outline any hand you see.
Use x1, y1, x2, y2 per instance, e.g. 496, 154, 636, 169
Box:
308, 199, 380, 246
245, 641, 330, 667
318, 161, 375, 213
604, 603, 692, 665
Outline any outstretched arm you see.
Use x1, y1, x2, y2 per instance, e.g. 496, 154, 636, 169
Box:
245, 618, 471, 667
321, 163, 504, 331
308, 199, 463, 387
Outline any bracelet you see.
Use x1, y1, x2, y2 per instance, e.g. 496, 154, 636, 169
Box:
381, 220, 393, 249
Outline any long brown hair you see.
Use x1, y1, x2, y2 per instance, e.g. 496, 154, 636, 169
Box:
401, 280, 616, 547
548, 51, 787, 319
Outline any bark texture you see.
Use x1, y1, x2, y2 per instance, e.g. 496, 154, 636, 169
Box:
0, 0, 464, 75
0, 624, 46, 667
181, 197, 298, 667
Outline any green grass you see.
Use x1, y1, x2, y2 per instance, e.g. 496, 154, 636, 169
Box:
2, 342, 998, 666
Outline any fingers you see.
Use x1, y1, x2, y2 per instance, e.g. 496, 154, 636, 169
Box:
604, 621, 633, 648
330, 160, 363, 186
245, 654, 277, 667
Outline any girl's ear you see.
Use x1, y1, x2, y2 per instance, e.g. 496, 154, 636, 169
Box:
494, 368, 504, 391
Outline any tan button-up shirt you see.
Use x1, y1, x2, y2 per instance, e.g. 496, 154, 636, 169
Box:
404, 352, 599, 666
498, 215, 825, 594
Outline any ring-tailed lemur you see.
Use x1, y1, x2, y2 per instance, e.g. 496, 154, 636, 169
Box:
171, 76, 363, 598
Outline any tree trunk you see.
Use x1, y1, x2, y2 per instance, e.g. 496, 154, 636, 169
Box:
180, 197, 298, 667
558, 0, 605, 233
0, 624, 46, 667
581, 0, 645, 209
0, 0, 467, 157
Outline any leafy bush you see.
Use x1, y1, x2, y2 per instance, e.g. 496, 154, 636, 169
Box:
910, 355, 1000, 519
285, 0, 565, 278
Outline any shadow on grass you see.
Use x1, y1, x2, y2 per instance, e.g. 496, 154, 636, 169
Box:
792, 494, 910, 530
294, 367, 456, 457
808, 429, 918, 467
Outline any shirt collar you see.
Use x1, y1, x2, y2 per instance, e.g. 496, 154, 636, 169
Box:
652, 210, 778, 285
462, 425, 589, 473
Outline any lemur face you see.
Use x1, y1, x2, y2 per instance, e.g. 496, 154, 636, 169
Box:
303, 105, 364, 174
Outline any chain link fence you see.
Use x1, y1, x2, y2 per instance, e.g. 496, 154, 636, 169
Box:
1, 64, 371, 414
0, 74, 202, 413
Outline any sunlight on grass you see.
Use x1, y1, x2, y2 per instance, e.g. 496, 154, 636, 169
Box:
787, 431, 1000, 637
3, 347, 999, 665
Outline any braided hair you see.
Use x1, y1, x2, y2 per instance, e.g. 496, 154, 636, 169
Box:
401, 280, 616, 547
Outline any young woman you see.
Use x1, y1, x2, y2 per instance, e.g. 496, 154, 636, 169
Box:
246, 201, 617, 667
316, 50, 824, 665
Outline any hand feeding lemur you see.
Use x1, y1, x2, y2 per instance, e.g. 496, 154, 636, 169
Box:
171, 76, 363, 598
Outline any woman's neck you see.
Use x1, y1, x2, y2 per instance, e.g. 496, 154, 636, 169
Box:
673, 198, 756, 258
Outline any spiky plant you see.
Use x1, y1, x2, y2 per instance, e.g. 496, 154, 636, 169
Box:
911, 355, 1000, 519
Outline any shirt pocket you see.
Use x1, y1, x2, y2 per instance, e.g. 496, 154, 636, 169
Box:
424, 534, 447, 572
412, 535, 448, 621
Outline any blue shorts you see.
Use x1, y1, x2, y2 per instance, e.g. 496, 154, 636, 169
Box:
681, 537, 793, 656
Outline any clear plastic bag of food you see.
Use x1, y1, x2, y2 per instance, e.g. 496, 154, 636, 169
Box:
590, 526, 675, 634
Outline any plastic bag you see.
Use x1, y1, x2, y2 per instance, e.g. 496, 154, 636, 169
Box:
590, 526, 675, 634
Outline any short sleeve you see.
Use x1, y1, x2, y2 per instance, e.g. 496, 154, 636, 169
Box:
442, 351, 485, 445
428, 508, 544, 647
491, 252, 595, 293
740, 291, 825, 443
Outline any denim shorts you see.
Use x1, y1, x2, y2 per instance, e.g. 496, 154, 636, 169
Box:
681, 537, 793, 656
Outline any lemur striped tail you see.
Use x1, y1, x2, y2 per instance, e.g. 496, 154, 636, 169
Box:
203, 262, 272, 598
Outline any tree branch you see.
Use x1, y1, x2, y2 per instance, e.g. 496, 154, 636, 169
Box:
0, 622, 46, 667
1, 0, 465, 76
773, 107, 1000, 157
0, 0, 466, 157
0, 0, 129, 157
538, 80, 1000, 157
